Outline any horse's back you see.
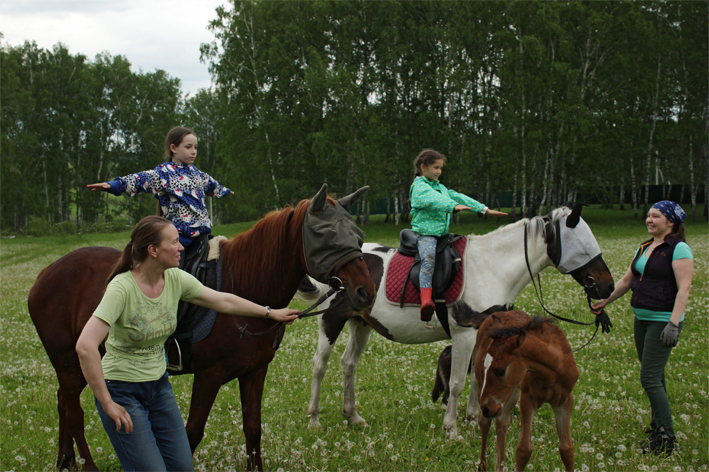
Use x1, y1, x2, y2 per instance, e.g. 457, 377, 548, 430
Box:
28, 247, 121, 345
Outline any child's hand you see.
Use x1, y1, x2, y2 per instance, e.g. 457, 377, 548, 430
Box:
454, 204, 472, 212
486, 209, 509, 217
87, 182, 110, 191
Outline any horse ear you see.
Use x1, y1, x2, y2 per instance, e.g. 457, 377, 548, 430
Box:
566, 202, 588, 228
310, 184, 329, 213
515, 331, 526, 349
338, 185, 370, 211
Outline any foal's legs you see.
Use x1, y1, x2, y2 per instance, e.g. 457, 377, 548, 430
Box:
341, 318, 372, 425
553, 395, 575, 472
443, 333, 476, 438
466, 346, 480, 422
515, 391, 540, 472
308, 314, 348, 428
477, 412, 492, 472
494, 389, 520, 472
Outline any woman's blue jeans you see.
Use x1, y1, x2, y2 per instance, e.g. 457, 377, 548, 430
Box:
95, 372, 194, 471
415, 235, 438, 289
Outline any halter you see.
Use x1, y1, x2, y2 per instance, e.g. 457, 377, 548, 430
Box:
231, 251, 365, 349
523, 221, 612, 352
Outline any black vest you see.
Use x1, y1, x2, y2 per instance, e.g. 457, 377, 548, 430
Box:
630, 237, 682, 312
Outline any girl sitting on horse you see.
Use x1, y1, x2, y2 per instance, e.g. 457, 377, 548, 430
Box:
76, 216, 299, 471
87, 126, 232, 248
409, 149, 507, 321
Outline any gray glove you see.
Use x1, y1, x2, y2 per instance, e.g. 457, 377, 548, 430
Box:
660, 321, 680, 348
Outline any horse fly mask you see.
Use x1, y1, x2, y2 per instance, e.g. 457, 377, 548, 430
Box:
303, 184, 368, 288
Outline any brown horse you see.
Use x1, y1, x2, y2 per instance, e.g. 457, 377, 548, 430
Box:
28, 184, 376, 472
474, 309, 579, 472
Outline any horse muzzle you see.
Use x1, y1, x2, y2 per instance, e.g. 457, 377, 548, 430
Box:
481, 400, 503, 419
569, 256, 615, 300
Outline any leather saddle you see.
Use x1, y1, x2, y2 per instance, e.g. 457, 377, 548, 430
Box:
397, 229, 462, 307
166, 234, 220, 372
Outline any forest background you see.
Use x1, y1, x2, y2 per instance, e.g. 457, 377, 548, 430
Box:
1, 0, 708, 234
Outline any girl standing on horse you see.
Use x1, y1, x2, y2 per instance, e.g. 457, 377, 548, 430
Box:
592, 201, 693, 456
87, 126, 232, 248
409, 149, 507, 321
76, 216, 299, 471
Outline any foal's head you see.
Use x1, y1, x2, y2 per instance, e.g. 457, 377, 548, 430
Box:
476, 316, 550, 419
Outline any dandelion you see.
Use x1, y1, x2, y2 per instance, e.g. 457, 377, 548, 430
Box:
391, 455, 398, 462
430, 423, 436, 429
582, 464, 589, 472
277, 468, 284, 472
596, 453, 604, 460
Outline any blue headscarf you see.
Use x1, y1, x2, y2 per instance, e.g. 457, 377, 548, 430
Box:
652, 200, 687, 225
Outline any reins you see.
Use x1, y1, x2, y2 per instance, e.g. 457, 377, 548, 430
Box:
523, 223, 609, 352
231, 252, 365, 349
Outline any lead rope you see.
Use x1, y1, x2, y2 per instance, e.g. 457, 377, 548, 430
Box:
523, 223, 602, 353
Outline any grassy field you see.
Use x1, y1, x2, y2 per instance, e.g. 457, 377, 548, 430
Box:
1, 207, 707, 472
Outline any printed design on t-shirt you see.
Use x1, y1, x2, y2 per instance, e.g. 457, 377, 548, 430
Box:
124, 300, 177, 348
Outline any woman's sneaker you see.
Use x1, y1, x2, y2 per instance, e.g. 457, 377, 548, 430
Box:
637, 426, 656, 447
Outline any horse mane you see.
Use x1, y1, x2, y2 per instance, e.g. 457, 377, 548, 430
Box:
488, 316, 555, 340
475, 207, 572, 242
220, 198, 311, 294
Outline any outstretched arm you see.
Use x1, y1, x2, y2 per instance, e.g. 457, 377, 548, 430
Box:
591, 265, 635, 313
190, 287, 300, 323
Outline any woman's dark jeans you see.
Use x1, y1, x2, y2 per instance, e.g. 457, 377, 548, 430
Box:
634, 317, 683, 438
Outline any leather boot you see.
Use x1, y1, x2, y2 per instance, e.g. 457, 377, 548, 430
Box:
420, 287, 435, 322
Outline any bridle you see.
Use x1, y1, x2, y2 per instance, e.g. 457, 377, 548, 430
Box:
523, 222, 611, 352
231, 251, 365, 349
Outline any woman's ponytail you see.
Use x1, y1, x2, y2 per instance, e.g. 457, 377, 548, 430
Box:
106, 217, 173, 283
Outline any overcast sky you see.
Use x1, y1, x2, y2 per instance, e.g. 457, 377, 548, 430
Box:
1, 0, 227, 97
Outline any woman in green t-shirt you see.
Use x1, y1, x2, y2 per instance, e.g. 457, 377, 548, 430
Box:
592, 201, 693, 457
76, 216, 299, 471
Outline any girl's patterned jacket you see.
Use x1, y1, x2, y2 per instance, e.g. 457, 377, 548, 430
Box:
106, 162, 231, 241
409, 176, 487, 237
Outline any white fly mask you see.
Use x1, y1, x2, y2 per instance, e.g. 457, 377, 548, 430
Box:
556, 215, 602, 274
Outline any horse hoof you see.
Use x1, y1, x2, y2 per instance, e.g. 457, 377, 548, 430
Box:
308, 419, 322, 430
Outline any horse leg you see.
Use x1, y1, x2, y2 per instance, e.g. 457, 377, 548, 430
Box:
184, 371, 223, 455
443, 334, 475, 438
239, 367, 269, 472
307, 314, 347, 428
552, 395, 575, 472
514, 391, 538, 472
341, 318, 372, 425
477, 411, 492, 472
56, 370, 97, 471
56, 388, 77, 470
494, 388, 519, 472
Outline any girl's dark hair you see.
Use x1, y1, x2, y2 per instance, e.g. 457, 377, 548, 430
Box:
666, 222, 686, 242
413, 149, 446, 178
107, 216, 173, 282
157, 126, 197, 216
164, 126, 197, 162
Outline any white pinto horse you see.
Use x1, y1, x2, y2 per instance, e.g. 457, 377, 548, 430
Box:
298, 205, 615, 437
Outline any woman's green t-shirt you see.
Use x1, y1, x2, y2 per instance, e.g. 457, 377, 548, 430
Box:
93, 269, 204, 382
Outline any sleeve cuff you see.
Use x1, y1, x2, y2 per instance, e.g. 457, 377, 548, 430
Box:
106, 179, 124, 196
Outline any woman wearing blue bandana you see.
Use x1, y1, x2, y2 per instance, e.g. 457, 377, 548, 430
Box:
592, 201, 693, 456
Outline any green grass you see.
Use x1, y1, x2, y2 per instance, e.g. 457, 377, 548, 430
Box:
1, 206, 707, 471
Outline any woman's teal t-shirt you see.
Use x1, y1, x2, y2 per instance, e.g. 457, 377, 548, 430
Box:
631, 241, 693, 322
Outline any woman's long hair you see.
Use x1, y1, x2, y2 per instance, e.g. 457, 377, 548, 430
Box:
107, 216, 173, 283
666, 222, 686, 242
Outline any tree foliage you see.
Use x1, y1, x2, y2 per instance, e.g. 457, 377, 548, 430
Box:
2, 1, 708, 232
